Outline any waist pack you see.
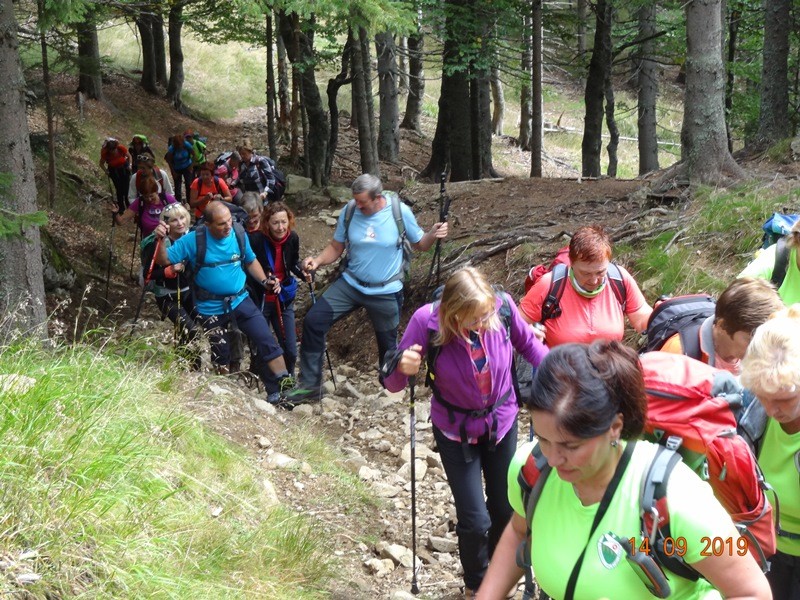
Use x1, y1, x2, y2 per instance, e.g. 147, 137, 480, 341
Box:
641, 352, 776, 571
641, 294, 716, 358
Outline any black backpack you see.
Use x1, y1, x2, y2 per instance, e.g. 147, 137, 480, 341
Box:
641, 294, 716, 358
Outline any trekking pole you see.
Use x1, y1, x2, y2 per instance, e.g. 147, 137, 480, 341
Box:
307, 276, 336, 389
129, 224, 140, 282
130, 237, 161, 338
104, 208, 116, 303
409, 374, 420, 595
424, 171, 451, 295
274, 296, 285, 341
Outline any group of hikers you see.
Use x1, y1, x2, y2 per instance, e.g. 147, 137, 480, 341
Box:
102, 137, 799, 599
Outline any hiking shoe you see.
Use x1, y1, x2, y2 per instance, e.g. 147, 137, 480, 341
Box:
282, 386, 322, 407
267, 392, 282, 405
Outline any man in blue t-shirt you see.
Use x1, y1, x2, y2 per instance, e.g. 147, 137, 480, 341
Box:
285, 173, 448, 406
154, 202, 293, 402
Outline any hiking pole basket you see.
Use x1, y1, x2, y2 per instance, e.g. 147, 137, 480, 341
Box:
409, 374, 420, 595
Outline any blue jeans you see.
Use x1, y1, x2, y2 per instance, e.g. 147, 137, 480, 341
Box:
197, 296, 284, 392
297, 277, 402, 388
433, 421, 518, 591
262, 298, 297, 376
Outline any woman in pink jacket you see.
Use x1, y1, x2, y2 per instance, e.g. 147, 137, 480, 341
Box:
383, 267, 548, 598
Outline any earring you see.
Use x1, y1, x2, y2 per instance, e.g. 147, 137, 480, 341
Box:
610, 439, 619, 448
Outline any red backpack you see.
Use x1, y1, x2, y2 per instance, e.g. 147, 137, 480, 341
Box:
523, 245, 571, 294
641, 352, 776, 570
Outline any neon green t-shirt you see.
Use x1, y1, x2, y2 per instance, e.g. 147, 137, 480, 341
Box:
758, 419, 800, 555
739, 244, 800, 305
508, 441, 740, 600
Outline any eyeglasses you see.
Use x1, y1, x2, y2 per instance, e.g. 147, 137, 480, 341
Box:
462, 310, 497, 330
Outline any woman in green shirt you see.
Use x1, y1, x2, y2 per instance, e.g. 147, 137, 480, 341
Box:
741, 306, 800, 600
479, 341, 770, 600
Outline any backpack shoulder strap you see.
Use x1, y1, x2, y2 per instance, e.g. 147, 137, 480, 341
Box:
195, 225, 208, 268
390, 193, 407, 244
607, 263, 628, 311
771, 237, 790, 287
678, 320, 705, 361
515, 444, 551, 594
343, 199, 357, 244
233, 221, 247, 260
540, 263, 569, 324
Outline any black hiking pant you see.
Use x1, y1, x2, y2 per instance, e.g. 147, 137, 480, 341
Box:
767, 550, 800, 600
108, 165, 130, 213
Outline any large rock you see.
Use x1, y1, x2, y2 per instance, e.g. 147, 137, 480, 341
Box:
286, 174, 313, 194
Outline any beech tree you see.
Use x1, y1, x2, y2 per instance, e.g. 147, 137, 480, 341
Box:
0, 0, 47, 339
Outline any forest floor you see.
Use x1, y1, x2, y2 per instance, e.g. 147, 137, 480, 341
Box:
31, 72, 800, 599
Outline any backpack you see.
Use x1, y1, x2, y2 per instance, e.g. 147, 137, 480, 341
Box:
641, 294, 717, 358
760, 212, 799, 287
539, 262, 627, 324
640, 352, 776, 571
215, 151, 233, 169
340, 192, 412, 288
523, 245, 570, 294
261, 157, 286, 203
515, 353, 776, 597
424, 287, 525, 458
190, 220, 248, 310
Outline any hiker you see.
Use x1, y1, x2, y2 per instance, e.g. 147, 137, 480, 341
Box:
185, 130, 207, 175
247, 201, 308, 378
216, 163, 243, 205
519, 225, 652, 347
129, 134, 154, 160
154, 201, 294, 398
165, 133, 195, 206
140, 203, 200, 369
284, 174, 448, 404
189, 161, 233, 219
740, 306, 800, 599
129, 153, 174, 199
658, 278, 784, 374
740, 218, 800, 304
99, 137, 131, 213
478, 340, 771, 600
237, 141, 279, 203
383, 267, 548, 598
112, 176, 176, 238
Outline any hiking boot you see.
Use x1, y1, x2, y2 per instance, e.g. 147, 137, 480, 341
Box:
266, 392, 282, 405
281, 386, 322, 408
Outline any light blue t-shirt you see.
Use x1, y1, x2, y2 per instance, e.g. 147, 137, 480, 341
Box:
334, 193, 424, 295
167, 227, 256, 315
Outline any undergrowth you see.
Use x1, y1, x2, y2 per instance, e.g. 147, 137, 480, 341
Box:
0, 336, 334, 599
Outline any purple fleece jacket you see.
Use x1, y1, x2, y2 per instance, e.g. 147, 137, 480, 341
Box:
385, 293, 548, 443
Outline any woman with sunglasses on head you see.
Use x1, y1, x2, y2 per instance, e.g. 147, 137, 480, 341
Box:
383, 267, 548, 599
478, 340, 771, 600
142, 203, 200, 369
740, 306, 800, 599
112, 176, 176, 238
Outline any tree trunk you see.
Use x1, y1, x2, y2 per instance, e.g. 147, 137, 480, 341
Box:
375, 31, 400, 163
279, 12, 329, 186
0, 0, 47, 338
300, 82, 311, 178
166, 2, 185, 110
519, 15, 533, 152
672, 0, 744, 185
136, 14, 158, 94
397, 36, 408, 93
636, 3, 659, 174
351, 27, 380, 175
725, 3, 740, 152
577, 0, 588, 76
581, 0, 612, 178
326, 38, 353, 180
37, 0, 56, 208
419, 73, 450, 181
290, 64, 300, 163
531, 0, 543, 177
359, 27, 379, 164
754, 0, 791, 148
276, 17, 291, 140
400, 26, 424, 132
604, 73, 619, 177
490, 64, 504, 136
448, 66, 472, 180
266, 14, 277, 158
153, 11, 168, 87
76, 17, 103, 100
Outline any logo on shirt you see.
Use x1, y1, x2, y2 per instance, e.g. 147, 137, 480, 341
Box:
363, 225, 377, 241
597, 532, 624, 569
232, 253, 241, 261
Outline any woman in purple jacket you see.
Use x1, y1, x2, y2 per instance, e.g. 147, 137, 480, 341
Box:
383, 267, 548, 598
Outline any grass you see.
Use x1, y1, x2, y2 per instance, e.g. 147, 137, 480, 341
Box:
0, 333, 335, 599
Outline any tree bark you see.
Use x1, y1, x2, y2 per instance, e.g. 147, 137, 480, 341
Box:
166, 2, 185, 110
581, 0, 612, 177
519, 15, 533, 152
577, 0, 588, 77
0, 0, 47, 338
38, 0, 55, 208
725, 3, 740, 152
400, 25, 424, 132
359, 27, 379, 164
266, 14, 277, 158
279, 12, 329, 186
397, 36, 408, 93
419, 72, 450, 181
754, 0, 791, 148
351, 27, 380, 175
136, 14, 158, 94
276, 16, 291, 140
636, 4, 659, 174
531, 0, 543, 176
326, 38, 353, 180
76, 17, 103, 100
375, 31, 400, 163
152, 11, 168, 87
490, 64, 504, 136
604, 72, 619, 177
